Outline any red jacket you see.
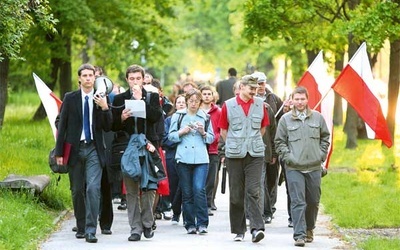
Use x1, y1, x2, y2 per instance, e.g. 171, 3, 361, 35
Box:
207, 103, 221, 155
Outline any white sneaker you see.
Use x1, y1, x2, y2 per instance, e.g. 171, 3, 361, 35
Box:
198, 226, 208, 234
163, 210, 173, 220
234, 234, 244, 242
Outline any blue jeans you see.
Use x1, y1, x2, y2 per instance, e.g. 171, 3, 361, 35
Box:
176, 162, 209, 230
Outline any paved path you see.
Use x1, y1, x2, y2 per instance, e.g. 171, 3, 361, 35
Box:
40, 183, 348, 250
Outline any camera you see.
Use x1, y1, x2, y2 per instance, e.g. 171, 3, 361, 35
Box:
188, 121, 199, 130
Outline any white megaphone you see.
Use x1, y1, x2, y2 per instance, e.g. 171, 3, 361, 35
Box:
94, 76, 113, 97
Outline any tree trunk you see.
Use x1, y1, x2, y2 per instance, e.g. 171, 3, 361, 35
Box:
387, 39, 400, 145
306, 50, 318, 66
333, 54, 344, 125
0, 57, 10, 130
60, 36, 72, 98
343, 33, 360, 148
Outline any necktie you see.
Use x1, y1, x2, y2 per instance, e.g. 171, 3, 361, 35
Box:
84, 95, 91, 143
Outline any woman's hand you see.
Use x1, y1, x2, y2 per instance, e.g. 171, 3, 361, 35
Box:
179, 126, 191, 137
196, 122, 205, 135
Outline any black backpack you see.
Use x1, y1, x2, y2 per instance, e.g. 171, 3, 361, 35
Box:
110, 130, 130, 170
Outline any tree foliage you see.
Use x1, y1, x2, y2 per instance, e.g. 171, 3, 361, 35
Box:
0, 0, 56, 61
0, 0, 55, 129
242, 0, 400, 146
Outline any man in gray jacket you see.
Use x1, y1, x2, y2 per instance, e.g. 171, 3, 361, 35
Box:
275, 86, 330, 247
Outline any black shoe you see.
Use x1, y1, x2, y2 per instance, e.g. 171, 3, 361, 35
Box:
171, 214, 179, 225
75, 232, 85, 239
208, 208, 214, 216
143, 227, 154, 238
251, 230, 265, 243
128, 233, 141, 241
211, 204, 217, 211
72, 226, 78, 232
101, 229, 112, 235
288, 220, 294, 228
85, 233, 98, 243
118, 203, 127, 210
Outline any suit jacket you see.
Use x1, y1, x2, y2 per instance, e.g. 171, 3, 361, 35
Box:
55, 89, 113, 167
112, 88, 163, 139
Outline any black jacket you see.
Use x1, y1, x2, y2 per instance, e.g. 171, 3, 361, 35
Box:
55, 89, 113, 167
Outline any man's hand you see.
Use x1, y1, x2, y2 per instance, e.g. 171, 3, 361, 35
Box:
55, 156, 64, 165
121, 109, 132, 121
131, 84, 142, 100
146, 143, 155, 153
94, 94, 109, 110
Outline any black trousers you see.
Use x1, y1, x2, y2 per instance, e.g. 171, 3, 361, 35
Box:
99, 167, 114, 230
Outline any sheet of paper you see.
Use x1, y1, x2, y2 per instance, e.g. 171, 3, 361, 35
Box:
125, 99, 146, 118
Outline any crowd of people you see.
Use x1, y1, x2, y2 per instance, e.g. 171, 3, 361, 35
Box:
54, 63, 330, 247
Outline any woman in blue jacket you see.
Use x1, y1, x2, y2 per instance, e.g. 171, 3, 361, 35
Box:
168, 89, 214, 235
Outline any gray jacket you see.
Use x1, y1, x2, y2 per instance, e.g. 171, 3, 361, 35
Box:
274, 108, 330, 171
225, 97, 265, 158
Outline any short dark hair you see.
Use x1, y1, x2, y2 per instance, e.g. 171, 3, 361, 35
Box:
94, 66, 106, 76
292, 86, 309, 99
200, 85, 213, 94
125, 64, 145, 79
228, 67, 237, 77
78, 63, 95, 76
151, 78, 162, 91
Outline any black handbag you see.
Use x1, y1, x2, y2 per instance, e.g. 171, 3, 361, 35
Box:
48, 148, 69, 174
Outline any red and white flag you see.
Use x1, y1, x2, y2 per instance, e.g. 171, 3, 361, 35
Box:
297, 51, 334, 169
33, 73, 62, 141
331, 43, 392, 148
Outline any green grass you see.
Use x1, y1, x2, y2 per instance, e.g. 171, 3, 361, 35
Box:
0, 92, 71, 250
322, 125, 400, 248
359, 238, 400, 250
0, 91, 399, 249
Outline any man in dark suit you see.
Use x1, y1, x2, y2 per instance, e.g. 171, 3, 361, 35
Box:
111, 64, 163, 242
216, 67, 237, 106
55, 63, 113, 243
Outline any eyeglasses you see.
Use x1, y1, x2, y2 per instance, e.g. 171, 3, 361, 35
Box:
188, 100, 200, 104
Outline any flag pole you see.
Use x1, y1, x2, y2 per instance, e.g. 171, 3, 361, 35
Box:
275, 94, 292, 118
312, 88, 333, 110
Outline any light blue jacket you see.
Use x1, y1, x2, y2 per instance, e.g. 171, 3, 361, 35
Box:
168, 108, 214, 164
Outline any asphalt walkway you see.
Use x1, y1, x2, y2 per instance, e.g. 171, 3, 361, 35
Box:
40, 182, 348, 250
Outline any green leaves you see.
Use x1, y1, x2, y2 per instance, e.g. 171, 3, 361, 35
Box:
0, 0, 55, 61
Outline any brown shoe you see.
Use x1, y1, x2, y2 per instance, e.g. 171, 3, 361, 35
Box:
305, 229, 314, 243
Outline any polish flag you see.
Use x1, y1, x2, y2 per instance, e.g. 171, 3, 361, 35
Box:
297, 51, 334, 169
33, 73, 62, 141
331, 43, 392, 148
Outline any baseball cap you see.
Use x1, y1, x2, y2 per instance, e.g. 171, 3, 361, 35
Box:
240, 75, 259, 88
251, 72, 267, 83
